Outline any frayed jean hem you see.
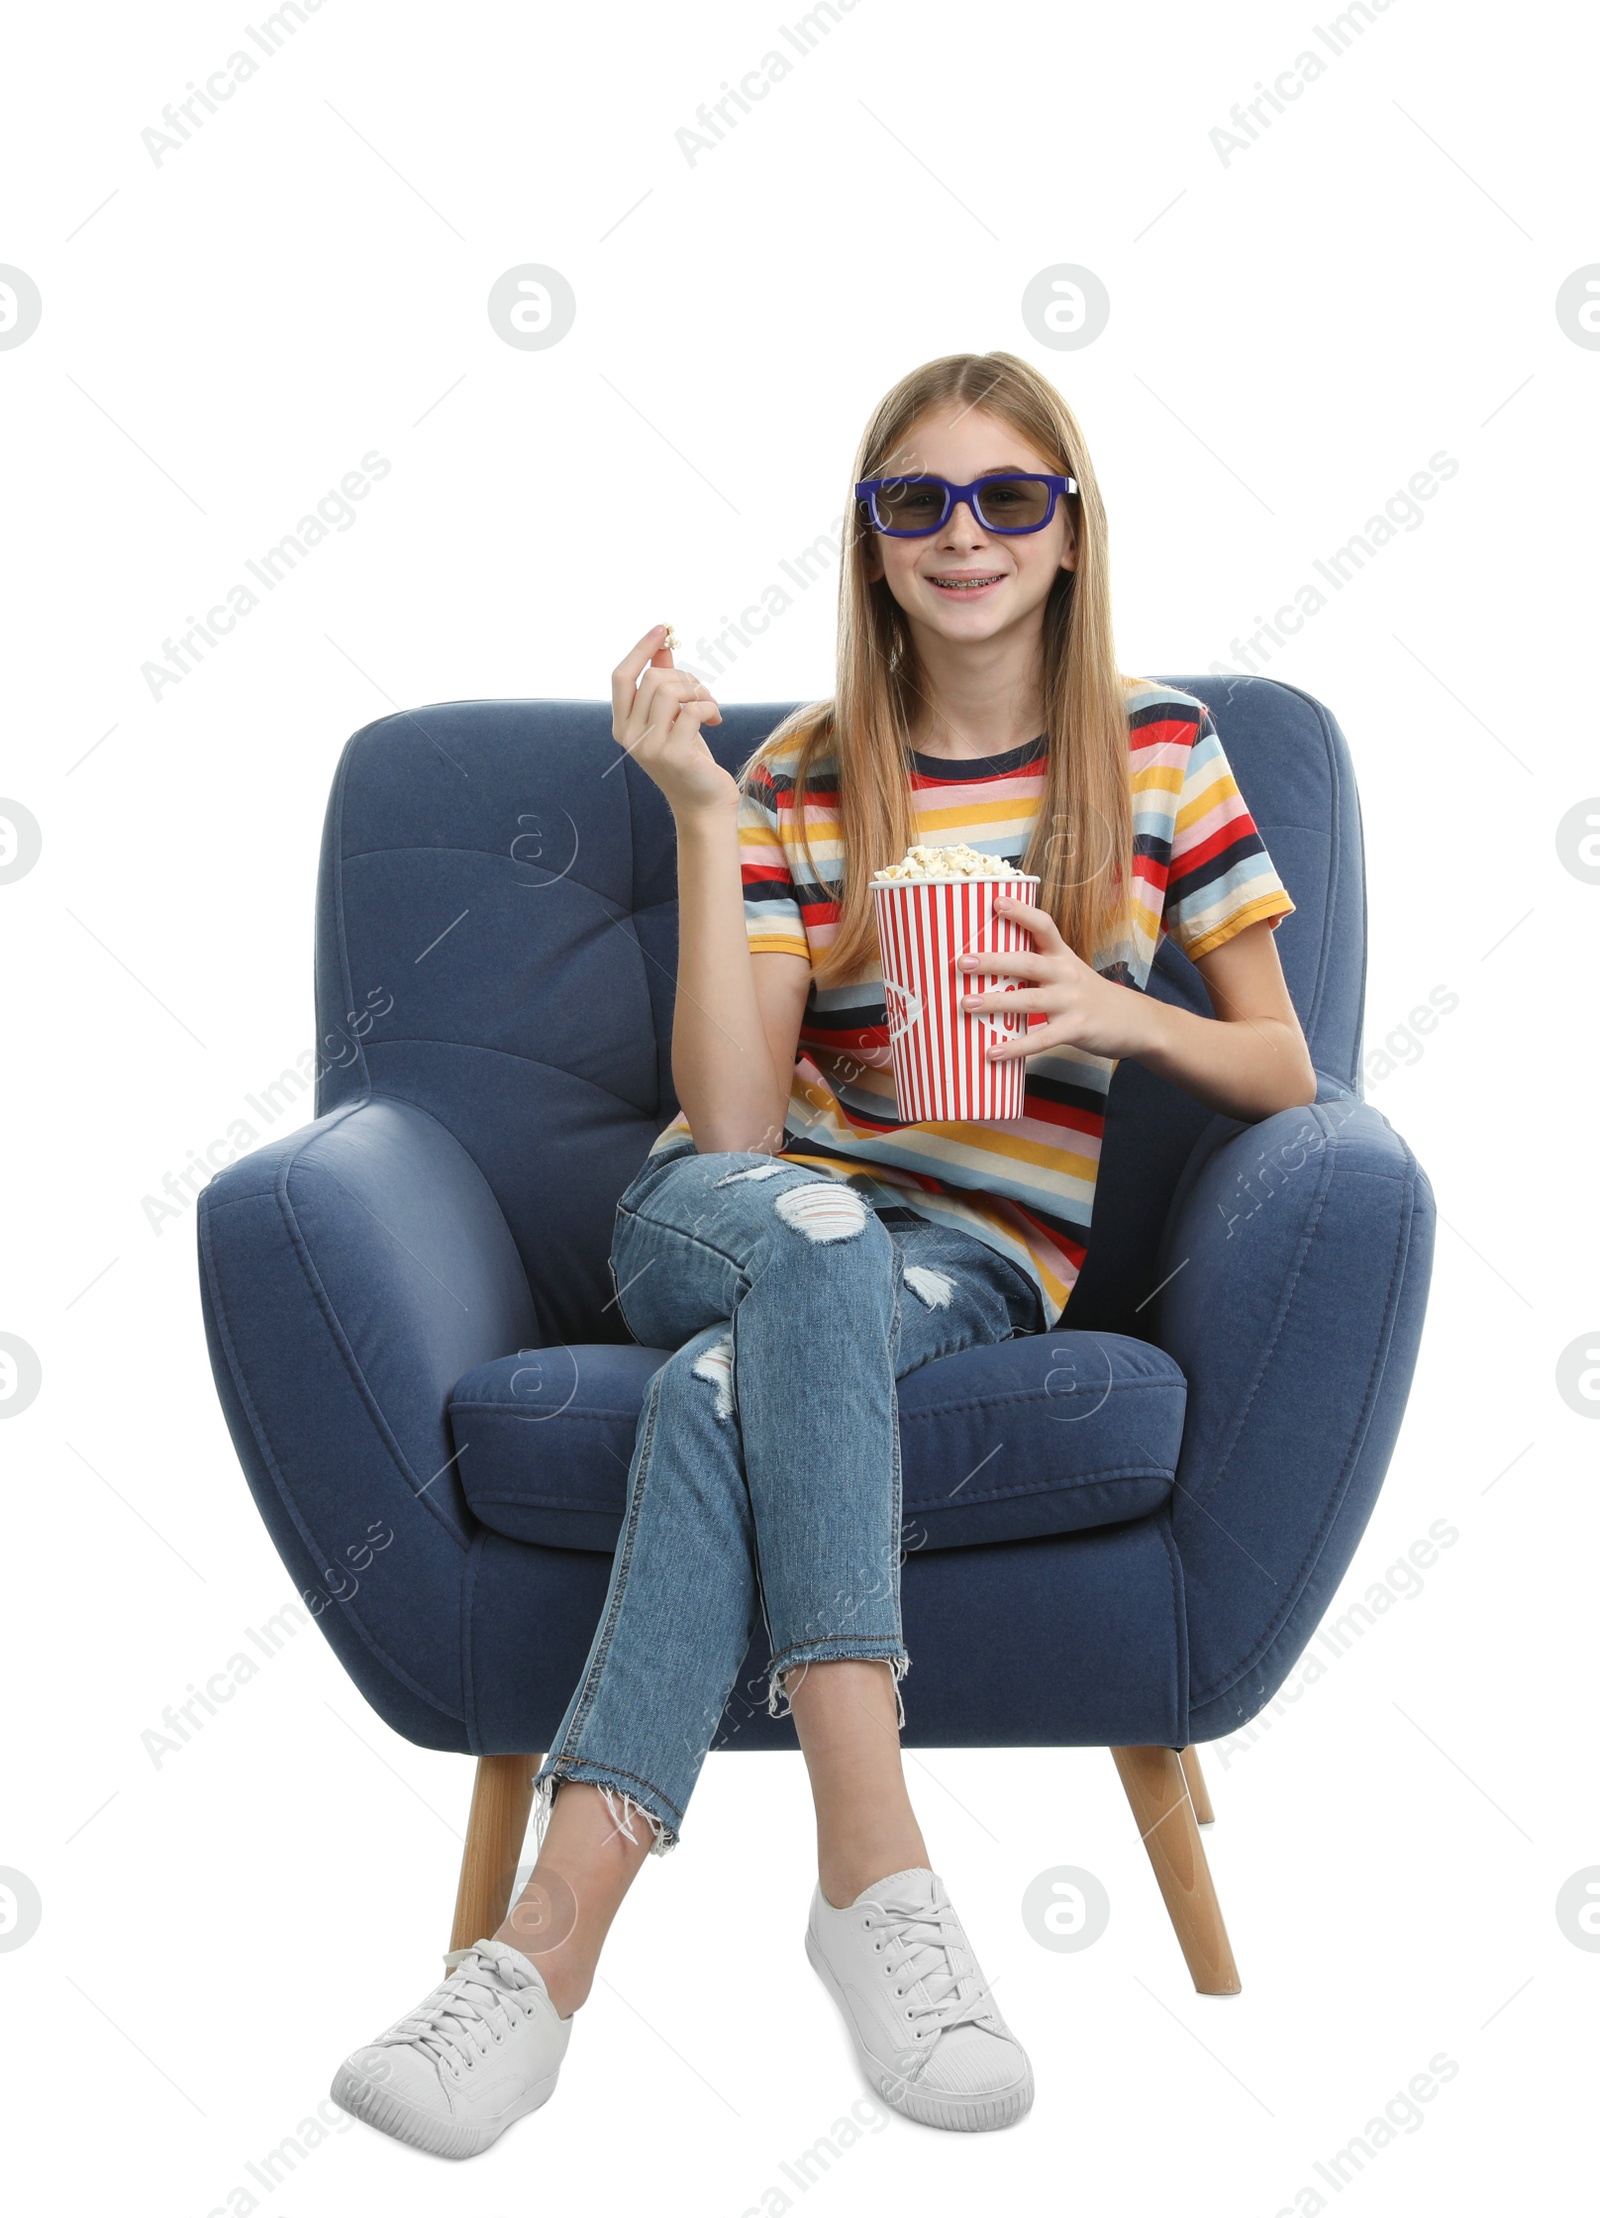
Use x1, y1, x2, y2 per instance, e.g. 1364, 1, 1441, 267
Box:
763, 1640, 911, 1728
530, 1757, 682, 1859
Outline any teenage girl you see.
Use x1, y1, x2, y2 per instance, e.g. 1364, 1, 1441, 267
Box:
332, 350, 1314, 2154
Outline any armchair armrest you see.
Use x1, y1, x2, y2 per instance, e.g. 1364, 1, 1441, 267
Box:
1150, 1078, 1435, 1741
196, 1095, 538, 1743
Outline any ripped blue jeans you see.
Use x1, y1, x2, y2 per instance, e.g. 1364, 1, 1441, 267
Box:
529, 1142, 1044, 1857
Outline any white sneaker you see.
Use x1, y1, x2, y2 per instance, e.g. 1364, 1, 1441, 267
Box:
330, 1938, 572, 2159
806, 1867, 1033, 2131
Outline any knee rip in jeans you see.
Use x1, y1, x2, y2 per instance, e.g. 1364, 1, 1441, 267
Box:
772, 1181, 869, 1243
714, 1160, 790, 1186
714, 1161, 869, 1244
903, 1264, 956, 1308
690, 1331, 736, 1421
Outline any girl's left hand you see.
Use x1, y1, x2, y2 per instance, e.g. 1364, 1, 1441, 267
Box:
958, 896, 1146, 1063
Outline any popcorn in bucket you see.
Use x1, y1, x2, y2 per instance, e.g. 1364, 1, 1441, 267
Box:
870, 844, 1040, 1121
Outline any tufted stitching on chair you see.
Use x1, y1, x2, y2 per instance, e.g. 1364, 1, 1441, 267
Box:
332, 718, 678, 1126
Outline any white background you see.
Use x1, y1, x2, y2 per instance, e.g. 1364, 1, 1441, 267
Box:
2, 1, 1595, 2210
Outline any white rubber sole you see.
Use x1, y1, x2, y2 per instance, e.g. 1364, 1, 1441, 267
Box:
329, 2058, 561, 2160
804, 1927, 1034, 2132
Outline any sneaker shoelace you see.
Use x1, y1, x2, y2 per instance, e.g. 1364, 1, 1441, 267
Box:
864, 1896, 999, 2044
381, 1945, 543, 2075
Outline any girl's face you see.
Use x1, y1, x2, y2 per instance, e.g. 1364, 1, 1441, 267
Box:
860, 404, 1077, 646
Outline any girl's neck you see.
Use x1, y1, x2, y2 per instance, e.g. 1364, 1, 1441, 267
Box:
901, 630, 1046, 761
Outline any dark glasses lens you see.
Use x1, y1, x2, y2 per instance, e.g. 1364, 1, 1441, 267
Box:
868, 478, 950, 532
970, 476, 1052, 529
867, 476, 1055, 534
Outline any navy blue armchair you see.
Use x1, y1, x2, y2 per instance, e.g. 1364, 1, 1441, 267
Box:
197, 677, 1434, 1990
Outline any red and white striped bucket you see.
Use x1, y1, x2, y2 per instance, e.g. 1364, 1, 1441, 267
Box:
871, 874, 1040, 1122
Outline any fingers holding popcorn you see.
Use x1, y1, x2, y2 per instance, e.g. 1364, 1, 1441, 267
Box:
610, 624, 731, 815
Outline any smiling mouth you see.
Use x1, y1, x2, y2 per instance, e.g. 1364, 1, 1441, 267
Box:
929, 573, 1005, 591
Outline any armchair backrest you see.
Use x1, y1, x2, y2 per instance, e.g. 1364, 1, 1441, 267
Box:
313, 679, 1366, 1344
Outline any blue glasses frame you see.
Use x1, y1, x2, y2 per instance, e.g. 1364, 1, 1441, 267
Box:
853, 471, 1078, 536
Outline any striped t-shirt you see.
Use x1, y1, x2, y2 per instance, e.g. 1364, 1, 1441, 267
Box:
648, 683, 1295, 1328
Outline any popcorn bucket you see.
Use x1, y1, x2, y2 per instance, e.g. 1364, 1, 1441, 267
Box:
871, 874, 1040, 1122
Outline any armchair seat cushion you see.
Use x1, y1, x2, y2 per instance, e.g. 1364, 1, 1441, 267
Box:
450, 1330, 1185, 1554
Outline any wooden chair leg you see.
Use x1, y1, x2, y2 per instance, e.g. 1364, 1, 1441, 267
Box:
448, 1754, 540, 1963
1111, 1745, 1240, 1995
1179, 1743, 1215, 1825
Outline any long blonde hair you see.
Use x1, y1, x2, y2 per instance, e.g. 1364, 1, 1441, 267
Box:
746, 350, 1146, 992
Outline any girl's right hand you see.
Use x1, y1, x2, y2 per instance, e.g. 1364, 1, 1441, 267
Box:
610, 626, 735, 817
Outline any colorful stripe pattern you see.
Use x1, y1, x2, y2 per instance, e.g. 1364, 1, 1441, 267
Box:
648, 684, 1296, 1327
